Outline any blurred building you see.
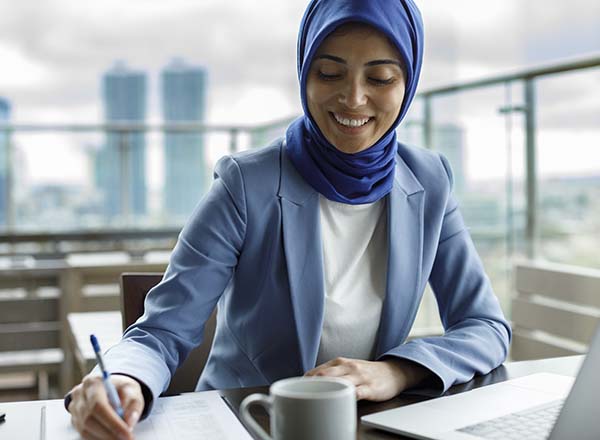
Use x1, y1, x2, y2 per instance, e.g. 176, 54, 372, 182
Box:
161, 58, 207, 221
0, 97, 10, 226
96, 61, 148, 220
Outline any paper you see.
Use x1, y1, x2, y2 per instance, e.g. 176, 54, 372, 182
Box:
45, 391, 253, 440
134, 391, 253, 440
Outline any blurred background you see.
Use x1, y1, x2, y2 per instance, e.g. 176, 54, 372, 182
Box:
0, 0, 598, 401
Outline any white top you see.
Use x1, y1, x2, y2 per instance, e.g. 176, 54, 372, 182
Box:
316, 195, 388, 365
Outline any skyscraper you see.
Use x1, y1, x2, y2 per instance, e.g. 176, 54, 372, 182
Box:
161, 58, 207, 220
0, 97, 10, 226
97, 61, 147, 220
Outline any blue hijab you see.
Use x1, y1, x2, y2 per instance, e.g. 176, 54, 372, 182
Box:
285, 0, 424, 204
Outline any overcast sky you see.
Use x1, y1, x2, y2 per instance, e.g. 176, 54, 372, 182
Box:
0, 0, 598, 184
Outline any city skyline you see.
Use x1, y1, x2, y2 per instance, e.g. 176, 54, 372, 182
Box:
0, 0, 598, 189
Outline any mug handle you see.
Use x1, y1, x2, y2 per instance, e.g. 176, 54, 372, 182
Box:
240, 393, 273, 440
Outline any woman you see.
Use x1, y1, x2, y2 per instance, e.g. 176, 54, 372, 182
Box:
66, 1, 511, 438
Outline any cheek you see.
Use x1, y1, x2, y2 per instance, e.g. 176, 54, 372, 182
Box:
377, 89, 405, 118
306, 81, 335, 108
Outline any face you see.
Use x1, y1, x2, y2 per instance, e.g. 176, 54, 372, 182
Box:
306, 23, 406, 154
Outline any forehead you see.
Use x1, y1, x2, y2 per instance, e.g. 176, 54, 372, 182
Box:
314, 22, 401, 59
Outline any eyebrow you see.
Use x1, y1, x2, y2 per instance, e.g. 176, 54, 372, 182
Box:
315, 54, 403, 68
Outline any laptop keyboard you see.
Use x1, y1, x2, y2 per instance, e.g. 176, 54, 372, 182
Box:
457, 399, 565, 440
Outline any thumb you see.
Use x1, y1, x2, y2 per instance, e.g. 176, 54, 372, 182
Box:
118, 383, 145, 428
123, 396, 144, 428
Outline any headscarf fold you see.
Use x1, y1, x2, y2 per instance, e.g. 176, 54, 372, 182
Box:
285, 0, 424, 204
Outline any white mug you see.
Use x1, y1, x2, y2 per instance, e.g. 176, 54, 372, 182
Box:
240, 376, 356, 440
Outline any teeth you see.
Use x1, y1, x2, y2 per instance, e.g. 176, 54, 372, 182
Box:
333, 113, 370, 127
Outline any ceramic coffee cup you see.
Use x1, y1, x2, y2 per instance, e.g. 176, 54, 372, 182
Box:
240, 376, 356, 440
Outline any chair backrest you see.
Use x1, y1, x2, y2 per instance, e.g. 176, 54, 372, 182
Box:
119, 272, 217, 395
511, 260, 600, 361
0, 266, 63, 355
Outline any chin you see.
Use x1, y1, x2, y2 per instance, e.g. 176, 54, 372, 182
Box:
331, 140, 370, 154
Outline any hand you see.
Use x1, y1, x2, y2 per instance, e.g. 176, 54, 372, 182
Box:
305, 357, 430, 402
68, 373, 144, 440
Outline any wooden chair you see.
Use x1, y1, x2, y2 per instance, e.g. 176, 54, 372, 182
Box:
0, 265, 65, 399
511, 260, 600, 361
119, 273, 217, 395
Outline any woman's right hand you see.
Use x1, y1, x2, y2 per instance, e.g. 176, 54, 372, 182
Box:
68, 373, 145, 440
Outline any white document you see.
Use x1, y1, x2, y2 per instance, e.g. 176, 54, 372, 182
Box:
46, 391, 253, 440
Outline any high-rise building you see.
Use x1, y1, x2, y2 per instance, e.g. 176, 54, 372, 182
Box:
161, 58, 207, 220
0, 97, 11, 226
97, 61, 147, 220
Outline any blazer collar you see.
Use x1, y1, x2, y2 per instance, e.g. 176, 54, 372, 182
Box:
375, 174, 425, 356
393, 147, 424, 196
278, 139, 316, 205
280, 143, 323, 371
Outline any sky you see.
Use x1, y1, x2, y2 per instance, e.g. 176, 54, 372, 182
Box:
0, 0, 599, 186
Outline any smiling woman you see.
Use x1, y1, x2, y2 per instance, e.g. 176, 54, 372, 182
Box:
306, 23, 406, 154
64, 1, 512, 438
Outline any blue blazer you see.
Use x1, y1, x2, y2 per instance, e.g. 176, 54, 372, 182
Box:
104, 139, 511, 409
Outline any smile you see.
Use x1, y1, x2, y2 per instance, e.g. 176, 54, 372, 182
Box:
331, 112, 372, 128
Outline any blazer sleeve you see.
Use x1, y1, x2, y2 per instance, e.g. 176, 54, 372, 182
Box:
379, 154, 512, 393
96, 155, 247, 414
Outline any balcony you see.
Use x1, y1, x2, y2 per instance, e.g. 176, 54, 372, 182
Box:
0, 54, 599, 401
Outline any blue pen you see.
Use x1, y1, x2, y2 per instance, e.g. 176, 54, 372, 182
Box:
90, 334, 125, 419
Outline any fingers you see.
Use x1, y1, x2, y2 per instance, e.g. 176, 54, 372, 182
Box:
81, 416, 115, 440
305, 358, 403, 402
117, 380, 144, 428
84, 378, 131, 434
305, 364, 348, 378
355, 384, 369, 401
306, 357, 357, 376
69, 374, 140, 440
91, 399, 132, 439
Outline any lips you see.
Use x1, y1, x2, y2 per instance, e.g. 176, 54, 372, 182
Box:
330, 112, 373, 130
332, 113, 370, 127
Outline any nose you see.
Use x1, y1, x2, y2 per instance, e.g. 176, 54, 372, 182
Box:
338, 78, 367, 109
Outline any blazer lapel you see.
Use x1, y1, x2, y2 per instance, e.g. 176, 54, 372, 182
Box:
278, 143, 325, 372
376, 156, 425, 356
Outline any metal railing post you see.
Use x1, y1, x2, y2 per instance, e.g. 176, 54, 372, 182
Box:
3, 128, 14, 232
229, 128, 239, 153
423, 94, 433, 150
524, 78, 538, 259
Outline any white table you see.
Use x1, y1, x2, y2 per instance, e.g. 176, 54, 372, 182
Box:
66, 311, 123, 379
0, 356, 584, 439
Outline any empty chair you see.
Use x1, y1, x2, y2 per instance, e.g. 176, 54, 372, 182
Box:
511, 260, 600, 361
119, 272, 217, 395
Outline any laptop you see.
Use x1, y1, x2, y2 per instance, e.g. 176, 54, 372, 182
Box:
362, 325, 600, 440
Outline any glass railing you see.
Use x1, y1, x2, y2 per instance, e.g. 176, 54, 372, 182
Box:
0, 54, 599, 324
404, 54, 600, 326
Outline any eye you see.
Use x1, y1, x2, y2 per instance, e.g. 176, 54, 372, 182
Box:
318, 71, 342, 81
369, 77, 396, 86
